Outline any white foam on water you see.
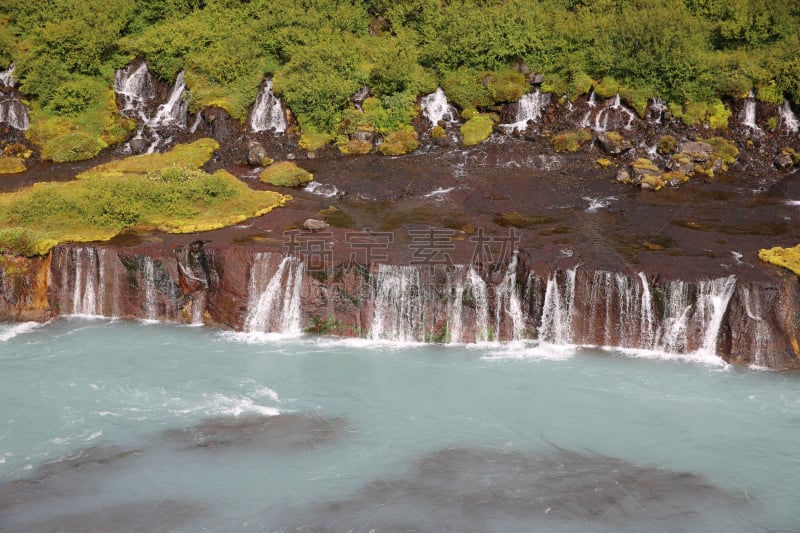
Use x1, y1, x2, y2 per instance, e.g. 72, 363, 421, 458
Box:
480, 340, 576, 361
0, 321, 42, 342
583, 196, 617, 212
602, 345, 729, 368
304, 181, 340, 198
785, 200, 800, 206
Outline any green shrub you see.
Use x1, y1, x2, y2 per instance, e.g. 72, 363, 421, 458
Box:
657, 135, 677, 155
379, 127, 419, 156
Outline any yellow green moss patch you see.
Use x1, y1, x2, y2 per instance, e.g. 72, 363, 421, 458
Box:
0, 156, 26, 174
552, 129, 592, 152
460, 114, 494, 146
379, 128, 419, 156
258, 161, 313, 187
299, 132, 331, 152
338, 139, 372, 155
631, 158, 660, 172
759, 245, 800, 276
0, 168, 289, 256
77, 139, 219, 180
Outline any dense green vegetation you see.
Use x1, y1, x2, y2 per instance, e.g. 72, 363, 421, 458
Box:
0, 140, 290, 255
2, 0, 799, 156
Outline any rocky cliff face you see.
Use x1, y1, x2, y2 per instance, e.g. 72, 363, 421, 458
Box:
3, 241, 796, 369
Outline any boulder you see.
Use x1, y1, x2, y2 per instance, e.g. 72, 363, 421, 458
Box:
596, 132, 632, 156
129, 138, 148, 154
303, 218, 330, 232
678, 141, 712, 162
247, 141, 268, 167
351, 129, 373, 143
773, 153, 793, 170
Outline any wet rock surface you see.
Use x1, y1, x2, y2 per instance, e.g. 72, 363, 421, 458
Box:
273, 446, 749, 532
160, 414, 349, 451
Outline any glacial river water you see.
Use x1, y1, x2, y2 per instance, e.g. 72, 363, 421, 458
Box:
1, 318, 799, 532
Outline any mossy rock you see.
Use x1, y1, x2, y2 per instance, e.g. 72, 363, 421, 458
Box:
0, 156, 26, 175
596, 158, 612, 168
258, 161, 313, 187
551, 129, 592, 152
261, 156, 274, 167
593, 77, 620, 99
338, 139, 372, 155
379, 128, 419, 156
703, 137, 739, 165
662, 171, 689, 185
631, 158, 660, 172
657, 135, 677, 155
640, 174, 665, 190
431, 125, 447, 139
759, 244, 800, 276
781, 148, 800, 166
460, 114, 494, 146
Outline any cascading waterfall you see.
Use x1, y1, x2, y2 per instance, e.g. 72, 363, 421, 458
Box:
494, 253, 526, 340
114, 62, 155, 114
0, 64, 29, 131
420, 88, 458, 128
249, 79, 287, 133
539, 268, 577, 344
581, 93, 635, 132
113, 63, 188, 153
696, 276, 737, 355
741, 287, 771, 367
587, 90, 597, 108
654, 280, 693, 353
638, 272, 656, 347
244, 254, 304, 334
780, 99, 799, 133
500, 90, 549, 133
649, 98, 668, 123
584, 270, 654, 348
741, 91, 760, 132
142, 257, 158, 321
369, 264, 429, 342
446, 266, 490, 343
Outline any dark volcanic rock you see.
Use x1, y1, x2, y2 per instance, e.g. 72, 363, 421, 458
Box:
273, 446, 749, 532
159, 413, 349, 451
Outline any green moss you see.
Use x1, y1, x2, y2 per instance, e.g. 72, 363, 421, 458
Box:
299, 132, 332, 152
484, 68, 530, 103
431, 125, 447, 139
782, 148, 800, 166
551, 129, 592, 152
596, 158, 612, 168
337, 139, 372, 155
594, 77, 621, 99
379, 127, 419, 156
605, 131, 623, 144
754, 83, 784, 105
0, 157, 26, 175
707, 99, 732, 129
619, 86, 652, 118
258, 161, 313, 187
460, 114, 495, 146
631, 158, 660, 172
766, 116, 778, 130
657, 135, 677, 155
0, 169, 290, 256
77, 139, 219, 180
670, 99, 731, 128
703, 137, 739, 165
759, 244, 800, 276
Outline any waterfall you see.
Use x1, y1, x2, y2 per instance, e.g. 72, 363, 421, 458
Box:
741, 287, 770, 367
539, 268, 577, 344
420, 88, 458, 128
500, 90, 549, 132
638, 272, 655, 347
587, 90, 597, 108
445, 266, 490, 343
494, 253, 525, 340
143, 257, 158, 321
780, 99, 799, 133
0, 63, 15, 88
114, 62, 155, 114
244, 254, 304, 334
741, 91, 759, 132
249, 79, 287, 133
369, 265, 429, 342
58, 247, 114, 317
114, 63, 188, 153
582, 93, 635, 132
649, 98, 668, 123
696, 276, 737, 355
0, 98, 30, 131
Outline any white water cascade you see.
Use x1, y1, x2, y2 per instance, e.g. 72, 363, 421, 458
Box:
780, 99, 799, 133
244, 254, 304, 334
494, 252, 526, 340
59, 247, 120, 318
0, 64, 29, 131
420, 88, 458, 128
741, 91, 760, 133
500, 90, 549, 133
539, 268, 577, 344
696, 276, 737, 355
446, 266, 490, 343
369, 265, 431, 342
114, 63, 188, 153
249, 79, 287, 133
580, 93, 635, 132
142, 257, 159, 321
584, 270, 656, 349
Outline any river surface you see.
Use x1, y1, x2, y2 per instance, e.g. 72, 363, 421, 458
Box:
1, 318, 799, 532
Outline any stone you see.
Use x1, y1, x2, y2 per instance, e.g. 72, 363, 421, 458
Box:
678, 141, 712, 162
774, 153, 793, 170
303, 218, 330, 231
597, 132, 632, 155
351, 129, 373, 143
528, 73, 544, 85
247, 141, 268, 167
616, 168, 632, 184
129, 138, 148, 154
